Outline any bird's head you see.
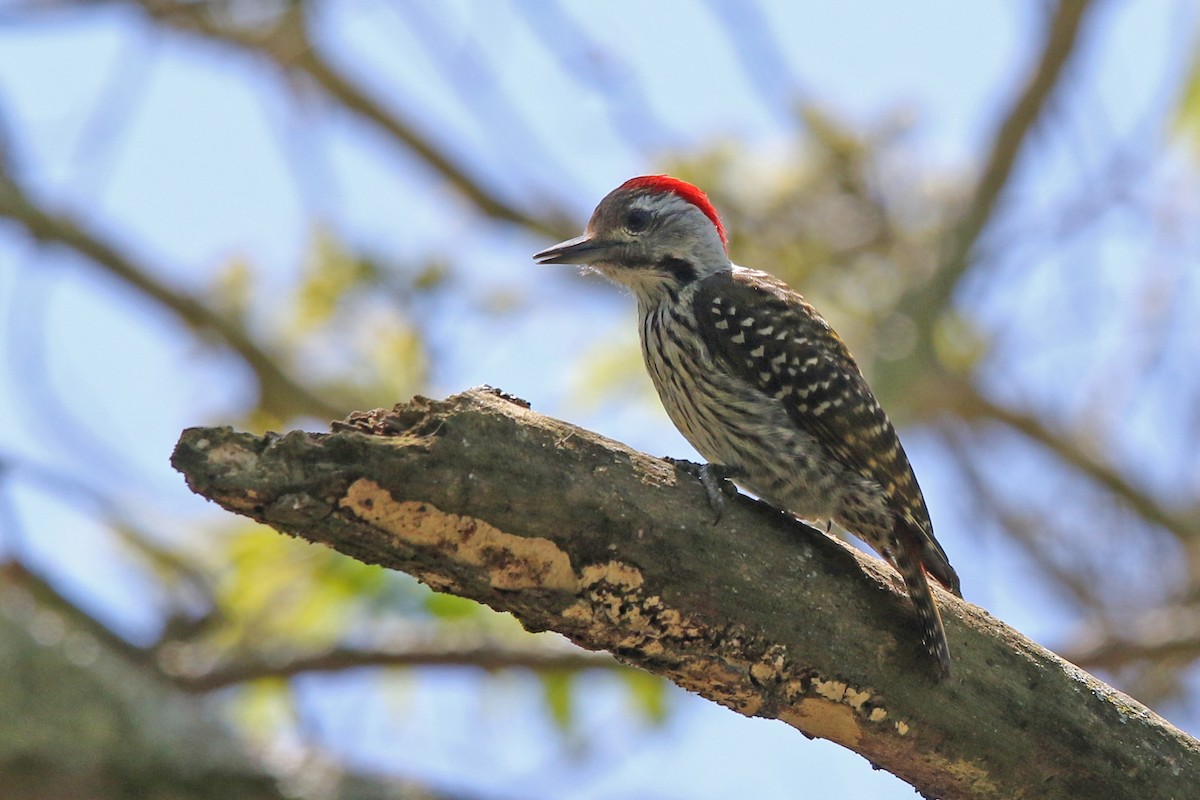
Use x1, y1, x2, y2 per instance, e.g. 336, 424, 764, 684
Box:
535, 175, 731, 300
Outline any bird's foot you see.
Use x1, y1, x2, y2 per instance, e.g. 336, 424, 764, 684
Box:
664, 458, 741, 523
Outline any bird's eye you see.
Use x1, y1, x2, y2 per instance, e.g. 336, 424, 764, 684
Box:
625, 208, 651, 234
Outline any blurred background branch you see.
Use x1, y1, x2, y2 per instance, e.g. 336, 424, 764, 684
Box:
2, 0, 1199, 797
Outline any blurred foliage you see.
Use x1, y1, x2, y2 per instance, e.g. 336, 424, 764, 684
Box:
292, 228, 382, 333
0, 591, 289, 800
423, 590, 487, 621
1173, 46, 1200, 155
1, 0, 1199, 797
621, 669, 670, 725
233, 676, 297, 740
216, 524, 391, 648
540, 670, 575, 732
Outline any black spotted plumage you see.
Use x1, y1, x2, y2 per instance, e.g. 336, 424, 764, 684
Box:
692, 269, 959, 592
684, 267, 960, 679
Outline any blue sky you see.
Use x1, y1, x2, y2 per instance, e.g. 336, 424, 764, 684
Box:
1, 1, 1197, 797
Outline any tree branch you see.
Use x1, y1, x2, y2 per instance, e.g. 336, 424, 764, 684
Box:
960, 386, 1199, 543
131, 0, 571, 239
0, 177, 341, 420
929, 0, 1100, 313
164, 643, 617, 693
877, 0, 1102, 403
1, 560, 153, 667
1064, 606, 1200, 671
171, 387, 1200, 800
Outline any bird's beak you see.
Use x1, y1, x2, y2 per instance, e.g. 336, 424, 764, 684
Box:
533, 234, 618, 266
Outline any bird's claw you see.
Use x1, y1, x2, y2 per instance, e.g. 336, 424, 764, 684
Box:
664, 458, 740, 523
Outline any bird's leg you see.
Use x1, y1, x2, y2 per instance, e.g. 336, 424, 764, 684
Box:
700, 463, 743, 523
664, 458, 741, 523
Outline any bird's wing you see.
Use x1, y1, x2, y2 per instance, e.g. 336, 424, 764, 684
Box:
691, 268, 959, 594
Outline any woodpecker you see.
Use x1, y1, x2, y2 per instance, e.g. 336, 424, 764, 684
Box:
535, 175, 961, 679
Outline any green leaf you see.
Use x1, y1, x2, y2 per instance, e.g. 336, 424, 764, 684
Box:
366, 320, 428, 402
423, 591, 485, 621
933, 311, 987, 374
210, 255, 255, 319
292, 227, 375, 332
570, 331, 647, 410
231, 677, 293, 738
621, 669, 669, 724
214, 523, 389, 648
412, 259, 450, 292
1172, 48, 1200, 155
540, 670, 574, 731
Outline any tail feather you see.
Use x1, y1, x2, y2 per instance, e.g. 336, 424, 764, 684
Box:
894, 525, 953, 680
921, 537, 962, 598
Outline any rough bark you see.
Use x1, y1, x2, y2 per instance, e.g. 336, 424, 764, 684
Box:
171, 387, 1200, 800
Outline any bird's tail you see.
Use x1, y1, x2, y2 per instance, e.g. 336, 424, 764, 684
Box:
894, 527, 953, 680
919, 531, 962, 598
